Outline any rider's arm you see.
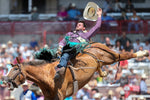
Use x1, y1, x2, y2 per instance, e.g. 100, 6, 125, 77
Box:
84, 8, 102, 39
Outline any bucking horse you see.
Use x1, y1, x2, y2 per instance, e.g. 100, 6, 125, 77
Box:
2, 42, 149, 100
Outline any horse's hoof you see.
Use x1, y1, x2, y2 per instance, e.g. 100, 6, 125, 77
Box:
144, 50, 149, 57
136, 50, 149, 57
99, 71, 107, 77
102, 71, 108, 77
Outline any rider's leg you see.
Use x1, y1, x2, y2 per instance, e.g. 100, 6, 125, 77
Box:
57, 53, 70, 68
54, 53, 70, 79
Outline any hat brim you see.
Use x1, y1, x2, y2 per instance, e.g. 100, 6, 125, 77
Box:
83, 2, 99, 21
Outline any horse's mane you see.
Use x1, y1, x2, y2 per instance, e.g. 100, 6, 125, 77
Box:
23, 60, 48, 66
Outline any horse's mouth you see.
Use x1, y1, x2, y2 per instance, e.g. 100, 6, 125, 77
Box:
4, 81, 18, 91
8, 82, 14, 90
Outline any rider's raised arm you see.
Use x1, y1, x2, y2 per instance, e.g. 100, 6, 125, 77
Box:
84, 8, 102, 39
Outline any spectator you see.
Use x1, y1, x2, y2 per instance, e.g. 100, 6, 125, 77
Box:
101, 12, 114, 21
6, 41, 15, 55
90, 88, 99, 99
135, 46, 147, 62
115, 67, 123, 83
140, 74, 150, 95
65, 3, 81, 21
128, 68, 138, 85
110, 35, 117, 45
31, 7, 39, 21
124, 40, 133, 52
119, 49, 128, 69
30, 37, 38, 49
103, 0, 112, 13
105, 67, 115, 83
12, 46, 20, 59
138, 96, 146, 100
119, 73, 129, 87
125, 0, 134, 12
36, 89, 44, 100
13, 53, 24, 64
76, 84, 91, 100
133, 39, 143, 52
101, 12, 114, 30
114, 39, 123, 53
114, 0, 123, 12
22, 46, 31, 60
106, 90, 117, 100
119, 32, 131, 48
119, 90, 125, 100
57, 6, 67, 21
20, 81, 37, 100
93, 93, 102, 100
97, 35, 105, 43
4, 96, 15, 100
105, 37, 113, 47
128, 10, 141, 32
119, 11, 128, 20
88, 76, 97, 88
0, 44, 7, 56
143, 40, 150, 51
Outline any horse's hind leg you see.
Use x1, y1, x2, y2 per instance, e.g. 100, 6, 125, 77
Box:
117, 50, 149, 62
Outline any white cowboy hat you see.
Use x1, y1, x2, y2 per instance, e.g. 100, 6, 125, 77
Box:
7, 40, 13, 44
120, 90, 125, 95
108, 90, 114, 95
1, 44, 7, 48
138, 96, 146, 100
22, 81, 29, 86
83, 2, 99, 21
141, 74, 148, 79
93, 93, 102, 99
83, 84, 91, 90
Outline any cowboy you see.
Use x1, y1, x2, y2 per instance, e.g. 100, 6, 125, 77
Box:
20, 81, 37, 100
55, 3, 103, 79
140, 74, 150, 95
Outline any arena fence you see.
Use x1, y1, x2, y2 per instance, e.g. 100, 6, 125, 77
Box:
0, 20, 150, 36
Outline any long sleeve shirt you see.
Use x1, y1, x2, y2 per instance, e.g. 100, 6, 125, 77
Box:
140, 80, 147, 94
59, 17, 102, 47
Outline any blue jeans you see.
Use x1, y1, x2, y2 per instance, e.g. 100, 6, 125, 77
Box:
57, 53, 70, 68
128, 22, 139, 32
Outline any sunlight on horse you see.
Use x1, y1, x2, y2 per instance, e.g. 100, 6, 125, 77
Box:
2, 43, 149, 100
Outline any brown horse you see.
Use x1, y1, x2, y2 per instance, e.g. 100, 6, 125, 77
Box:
2, 43, 149, 100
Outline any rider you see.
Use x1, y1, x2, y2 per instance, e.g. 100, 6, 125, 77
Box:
55, 8, 103, 78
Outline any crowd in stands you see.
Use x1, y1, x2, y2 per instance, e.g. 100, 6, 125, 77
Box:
0, 0, 150, 99
0, 31, 150, 99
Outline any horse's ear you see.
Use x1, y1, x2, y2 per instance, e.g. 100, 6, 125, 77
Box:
16, 57, 21, 64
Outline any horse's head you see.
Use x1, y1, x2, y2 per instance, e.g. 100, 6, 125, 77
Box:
2, 63, 26, 90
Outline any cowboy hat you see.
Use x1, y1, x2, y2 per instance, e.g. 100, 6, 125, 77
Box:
83, 84, 91, 90
138, 96, 146, 100
83, 2, 99, 21
93, 93, 102, 99
141, 74, 148, 79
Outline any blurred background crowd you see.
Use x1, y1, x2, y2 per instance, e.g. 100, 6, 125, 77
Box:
0, 0, 150, 100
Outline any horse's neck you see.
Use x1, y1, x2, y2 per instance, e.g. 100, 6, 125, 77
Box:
23, 65, 43, 83
23, 64, 54, 85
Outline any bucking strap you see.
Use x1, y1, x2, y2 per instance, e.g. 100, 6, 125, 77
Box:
68, 66, 78, 94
